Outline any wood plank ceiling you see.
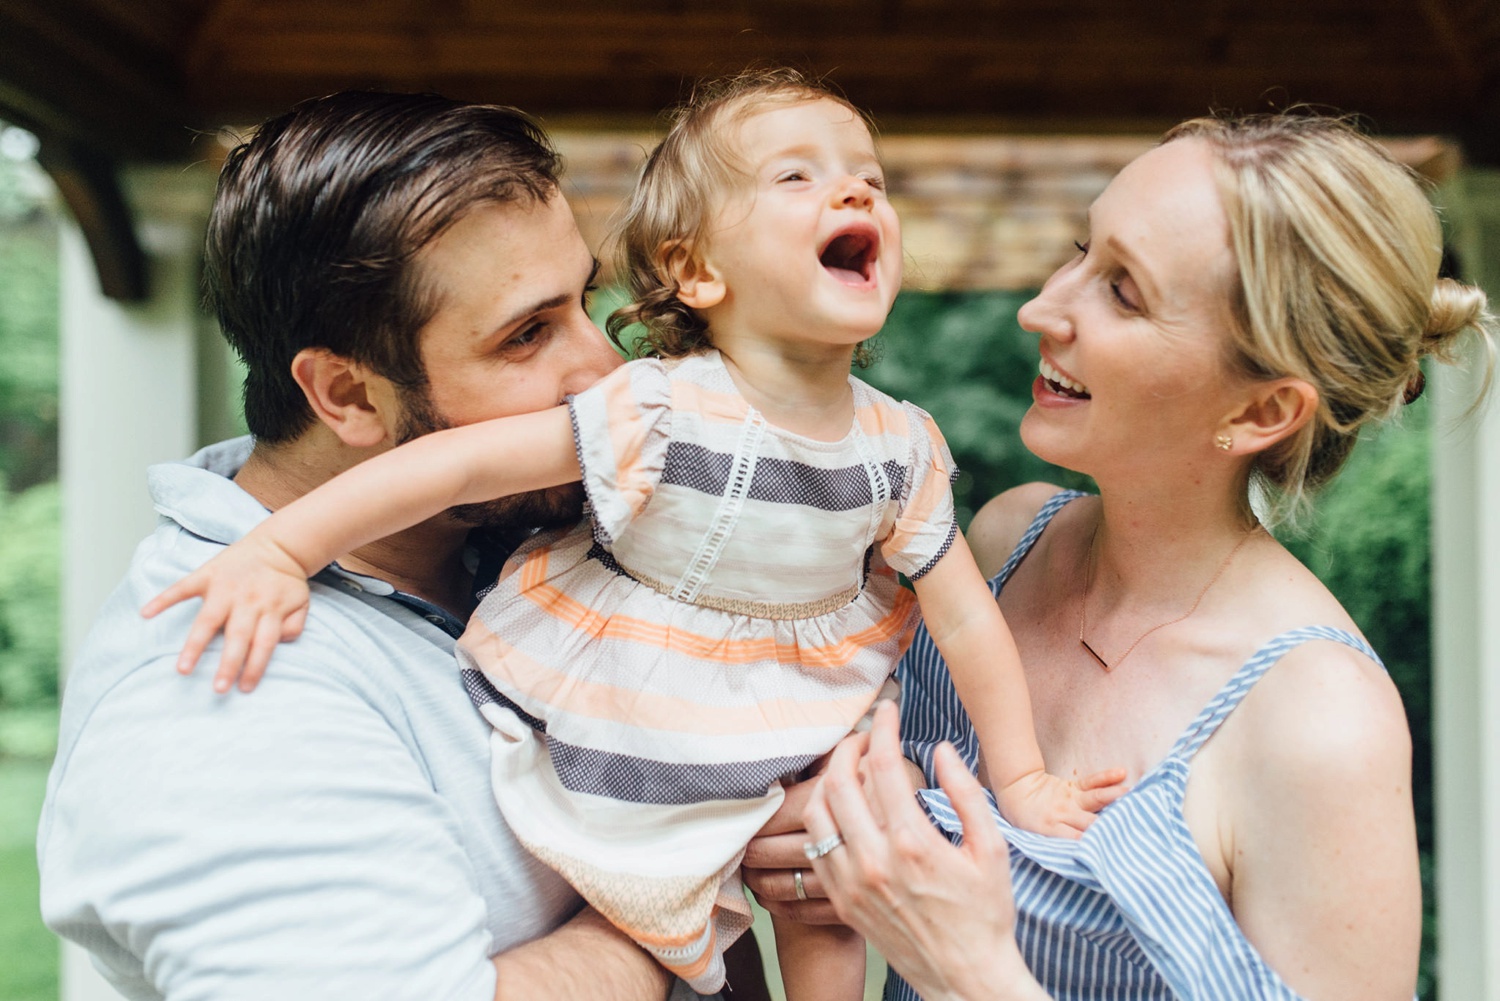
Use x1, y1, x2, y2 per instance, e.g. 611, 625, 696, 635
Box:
4, 0, 1499, 164
2, 0, 1494, 299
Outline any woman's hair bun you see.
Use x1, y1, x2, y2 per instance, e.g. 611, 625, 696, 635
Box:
1424, 277, 1490, 360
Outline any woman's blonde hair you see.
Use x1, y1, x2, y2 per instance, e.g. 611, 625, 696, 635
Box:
1164, 114, 1495, 524
607, 67, 876, 362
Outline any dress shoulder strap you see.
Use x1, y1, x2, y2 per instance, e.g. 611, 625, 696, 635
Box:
993, 489, 1088, 591
1169, 625, 1383, 761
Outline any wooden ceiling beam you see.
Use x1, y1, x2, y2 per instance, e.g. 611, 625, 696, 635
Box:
0, 4, 199, 160
33, 137, 149, 302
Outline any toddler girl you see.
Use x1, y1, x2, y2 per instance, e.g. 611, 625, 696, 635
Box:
147, 69, 1125, 998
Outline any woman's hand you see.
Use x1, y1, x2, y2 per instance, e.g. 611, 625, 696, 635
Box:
805, 701, 1050, 1001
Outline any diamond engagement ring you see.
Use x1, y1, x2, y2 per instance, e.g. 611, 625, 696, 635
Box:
793, 869, 808, 900
802, 833, 844, 861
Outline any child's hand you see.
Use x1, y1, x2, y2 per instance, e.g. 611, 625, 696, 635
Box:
993, 767, 1130, 840
140, 534, 311, 694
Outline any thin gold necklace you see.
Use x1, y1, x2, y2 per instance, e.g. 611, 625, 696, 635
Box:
1078, 522, 1261, 672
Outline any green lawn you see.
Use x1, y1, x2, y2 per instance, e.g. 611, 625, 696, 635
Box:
0, 751, 57, 1001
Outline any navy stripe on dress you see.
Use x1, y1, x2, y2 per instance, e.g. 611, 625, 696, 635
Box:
888, 490, 1386, 1001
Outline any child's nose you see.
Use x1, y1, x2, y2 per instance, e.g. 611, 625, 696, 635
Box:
832, 176, 875, 210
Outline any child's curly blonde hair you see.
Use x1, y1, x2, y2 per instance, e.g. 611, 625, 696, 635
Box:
607, 67, 879, 364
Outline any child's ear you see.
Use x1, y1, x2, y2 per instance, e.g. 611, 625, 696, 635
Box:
289, 348, 396, 449
1219, 377, 1319, 455
657, 239, 726, 310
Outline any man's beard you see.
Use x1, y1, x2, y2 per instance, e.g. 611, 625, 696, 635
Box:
395, 383, 586, 533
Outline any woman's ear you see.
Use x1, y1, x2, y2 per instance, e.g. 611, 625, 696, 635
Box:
289, 348, 396, 449
1220, 378, 1319, 455
658, 239, 726, 310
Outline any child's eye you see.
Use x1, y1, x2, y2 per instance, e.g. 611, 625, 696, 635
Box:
776, 169, 810, 183
861, 174, 886, 192
1074, 240, 1089, 255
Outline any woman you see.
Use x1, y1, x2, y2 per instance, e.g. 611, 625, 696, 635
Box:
755, 114, 1493, 999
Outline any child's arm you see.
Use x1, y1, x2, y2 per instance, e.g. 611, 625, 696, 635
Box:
143, 406, 581, 692
912, 533, 1128, 838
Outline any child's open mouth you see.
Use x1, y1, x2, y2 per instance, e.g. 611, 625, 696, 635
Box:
819, 227, 878, 286
1039, 358, 1090, 399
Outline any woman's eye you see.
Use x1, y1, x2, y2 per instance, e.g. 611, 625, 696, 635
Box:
1109, 280, 1139, 312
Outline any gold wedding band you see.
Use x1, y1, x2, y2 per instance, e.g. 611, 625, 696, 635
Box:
794, 869, 808, 901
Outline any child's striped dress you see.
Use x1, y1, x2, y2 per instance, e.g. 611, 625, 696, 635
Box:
458, 348, 959, 993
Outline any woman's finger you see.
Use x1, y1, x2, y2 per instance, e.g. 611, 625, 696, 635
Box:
933, 742, 1010, 870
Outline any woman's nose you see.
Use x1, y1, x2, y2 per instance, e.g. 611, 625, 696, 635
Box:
1017, 273, 1074, 341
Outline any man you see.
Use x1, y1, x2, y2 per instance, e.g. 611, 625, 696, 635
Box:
37, 91, 731, 1000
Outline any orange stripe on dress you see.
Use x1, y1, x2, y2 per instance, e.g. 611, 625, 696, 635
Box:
516, 548, 916, 668
466, 616, 903, 734
856, 399, 910, 439
670, 381, 750, 424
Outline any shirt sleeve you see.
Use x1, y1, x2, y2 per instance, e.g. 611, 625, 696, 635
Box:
878, 402, 960, 581
566, 358, 674, 548
39, 622, 499, 1000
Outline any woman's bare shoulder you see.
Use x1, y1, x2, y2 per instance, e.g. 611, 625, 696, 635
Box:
966, 482, 1075, 580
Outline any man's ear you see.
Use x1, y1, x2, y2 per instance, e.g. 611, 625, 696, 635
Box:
289, 348, 396, 448
1220, 378, 1319, 455
657, 239, 725, 310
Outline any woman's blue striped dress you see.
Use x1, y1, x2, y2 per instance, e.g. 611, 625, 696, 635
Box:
889, 490, 1384, 1000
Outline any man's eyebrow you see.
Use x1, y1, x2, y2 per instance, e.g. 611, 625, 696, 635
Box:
494, 257, 601, 331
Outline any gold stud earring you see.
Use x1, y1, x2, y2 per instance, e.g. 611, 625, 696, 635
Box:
1214, 434, 1233, 451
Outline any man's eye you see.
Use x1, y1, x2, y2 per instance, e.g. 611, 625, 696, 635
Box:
581, 284, 599, 310
509, 323, 544, 349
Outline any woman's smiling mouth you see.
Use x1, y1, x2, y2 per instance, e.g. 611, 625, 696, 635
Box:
1039, 357, 1091, 398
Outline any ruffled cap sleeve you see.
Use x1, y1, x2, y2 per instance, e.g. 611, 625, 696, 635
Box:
878, 402, 959, 580
566, 358, 673, 547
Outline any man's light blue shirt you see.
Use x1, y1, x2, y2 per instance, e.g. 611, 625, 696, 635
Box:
37, 438, 587, 999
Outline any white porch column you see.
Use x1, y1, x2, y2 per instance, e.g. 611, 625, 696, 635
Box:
1432, 167, 1500, 999
57, 163, 217, 1001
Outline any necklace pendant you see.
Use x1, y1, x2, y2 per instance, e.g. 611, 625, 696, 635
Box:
1080, 637, 1111, 672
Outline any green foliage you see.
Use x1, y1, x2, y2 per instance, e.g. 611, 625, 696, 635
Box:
0, 482, 60, 709
861, 291, 1092, 525
0, 758, 57, 1001
0, 150, 59, 494
0, 134, 61, 714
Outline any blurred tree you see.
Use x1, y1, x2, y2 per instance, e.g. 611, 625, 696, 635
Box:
862, 290, 1092, 526
0, 124, 61, 713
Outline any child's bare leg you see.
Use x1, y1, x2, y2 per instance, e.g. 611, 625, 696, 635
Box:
773, 913, 865, 1001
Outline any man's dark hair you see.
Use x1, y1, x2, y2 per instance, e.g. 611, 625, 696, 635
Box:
204, 91, 562, 443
